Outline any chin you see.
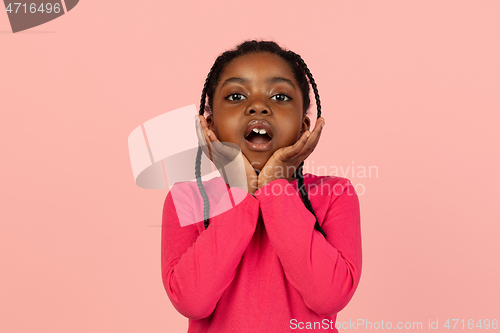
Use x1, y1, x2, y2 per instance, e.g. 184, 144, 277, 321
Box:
245, 155, 270, 171
249, 161, 265, 172
242, 143, 279, 169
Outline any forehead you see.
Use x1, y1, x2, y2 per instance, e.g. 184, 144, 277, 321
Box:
220, 52, 296, 82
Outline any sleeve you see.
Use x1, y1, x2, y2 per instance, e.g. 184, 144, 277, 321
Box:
161, 186, 260, 320
254, 178, 362, 316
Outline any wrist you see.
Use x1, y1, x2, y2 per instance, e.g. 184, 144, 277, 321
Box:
258, 177, 274, 189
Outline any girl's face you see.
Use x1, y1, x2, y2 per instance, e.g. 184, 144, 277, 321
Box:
207, 52, 310, 171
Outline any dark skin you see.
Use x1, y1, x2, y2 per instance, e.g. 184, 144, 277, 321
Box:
198, 52, 325, 195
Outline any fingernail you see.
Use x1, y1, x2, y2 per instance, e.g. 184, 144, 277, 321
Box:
321, 123, 325, 129
207, 131, 211, 138
306, 132, 311, 138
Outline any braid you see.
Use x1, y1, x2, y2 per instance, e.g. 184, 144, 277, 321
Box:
195, 55, 224, 230
195, 41, 326, 238
288, 51, 322, 118
289, 51, 326, 238
195, 145, 210, 229
294, 162, 327, 238
200, 55, 223, 116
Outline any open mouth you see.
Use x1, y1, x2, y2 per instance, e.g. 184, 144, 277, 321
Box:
244, 120, 274, 151
245, 128, 272, 144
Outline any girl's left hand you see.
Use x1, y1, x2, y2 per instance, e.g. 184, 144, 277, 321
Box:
258, 117, 325, 189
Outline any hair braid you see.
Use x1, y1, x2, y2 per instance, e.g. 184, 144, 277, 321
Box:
288, 51, 322, 118
195, 145, 210, 229
288, 51, 326, 237
294, 162, 327, 238
195, 55, 224, 229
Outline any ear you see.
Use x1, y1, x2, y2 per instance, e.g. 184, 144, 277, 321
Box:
300, 115, 311, 134
206, 114, 215, 132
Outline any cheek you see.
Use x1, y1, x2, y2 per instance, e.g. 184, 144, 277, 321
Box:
286, 119, 305, 144
213, 117, 239, 141
278, 126, 301, 146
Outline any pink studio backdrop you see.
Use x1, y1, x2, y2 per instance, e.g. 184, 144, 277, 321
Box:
1, 1, 499, 332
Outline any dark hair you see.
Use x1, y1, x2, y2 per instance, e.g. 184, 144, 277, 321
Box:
195, 40, 326, 238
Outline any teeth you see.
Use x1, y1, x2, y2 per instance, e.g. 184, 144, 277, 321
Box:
252, 128, 267, 135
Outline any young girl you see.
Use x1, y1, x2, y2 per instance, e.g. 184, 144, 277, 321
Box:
161, 40, 362, 332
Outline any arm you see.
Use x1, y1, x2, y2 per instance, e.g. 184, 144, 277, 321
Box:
161, 185, 259, 320
254, 178, 362, 316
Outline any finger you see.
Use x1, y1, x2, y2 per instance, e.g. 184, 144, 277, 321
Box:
194, 115, 208, 150
197, 116, 221, 149
199, 116, 214, 148
280, 130, 311, 160
313, 117, 325, 134
195, 115, 213, 158
195, 115, 207, 145
196, 116, 241, 159
282, 118, 324, 162
295, 118, 325, 160
198, 116, 223, 162
304, 117, 325, 150
204, 129, 241, 161
199, 116, 231, 160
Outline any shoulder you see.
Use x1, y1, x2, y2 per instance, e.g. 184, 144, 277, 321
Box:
163, 176, 227, 212
166, 177, 226, 199
303, 173, 353, 189
163, 177, 227, 228
302, 173, 357, 199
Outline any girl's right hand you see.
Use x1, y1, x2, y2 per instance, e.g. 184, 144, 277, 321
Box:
195, 115, 258, 195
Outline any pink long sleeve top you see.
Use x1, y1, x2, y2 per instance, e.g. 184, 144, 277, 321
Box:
161, 173, 362, 332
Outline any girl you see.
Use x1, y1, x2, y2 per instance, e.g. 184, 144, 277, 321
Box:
161, 40, 362, 332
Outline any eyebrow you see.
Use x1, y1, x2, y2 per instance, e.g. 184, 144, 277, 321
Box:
265, 76, 296, 89
220, 77, 250, 89
219, 76, 296, 89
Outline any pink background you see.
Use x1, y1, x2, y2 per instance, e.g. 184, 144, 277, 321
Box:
1, 1, 499, 332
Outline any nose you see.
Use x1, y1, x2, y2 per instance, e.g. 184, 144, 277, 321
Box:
245, 95, 272, 116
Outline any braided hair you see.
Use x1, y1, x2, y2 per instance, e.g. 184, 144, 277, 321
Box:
195, 40, 326, 238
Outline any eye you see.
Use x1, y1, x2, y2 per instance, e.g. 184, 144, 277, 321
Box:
271, 94, 291, 102
225, 93, 246, 101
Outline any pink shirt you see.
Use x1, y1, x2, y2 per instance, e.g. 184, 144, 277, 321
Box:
161, 174, 362, 332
